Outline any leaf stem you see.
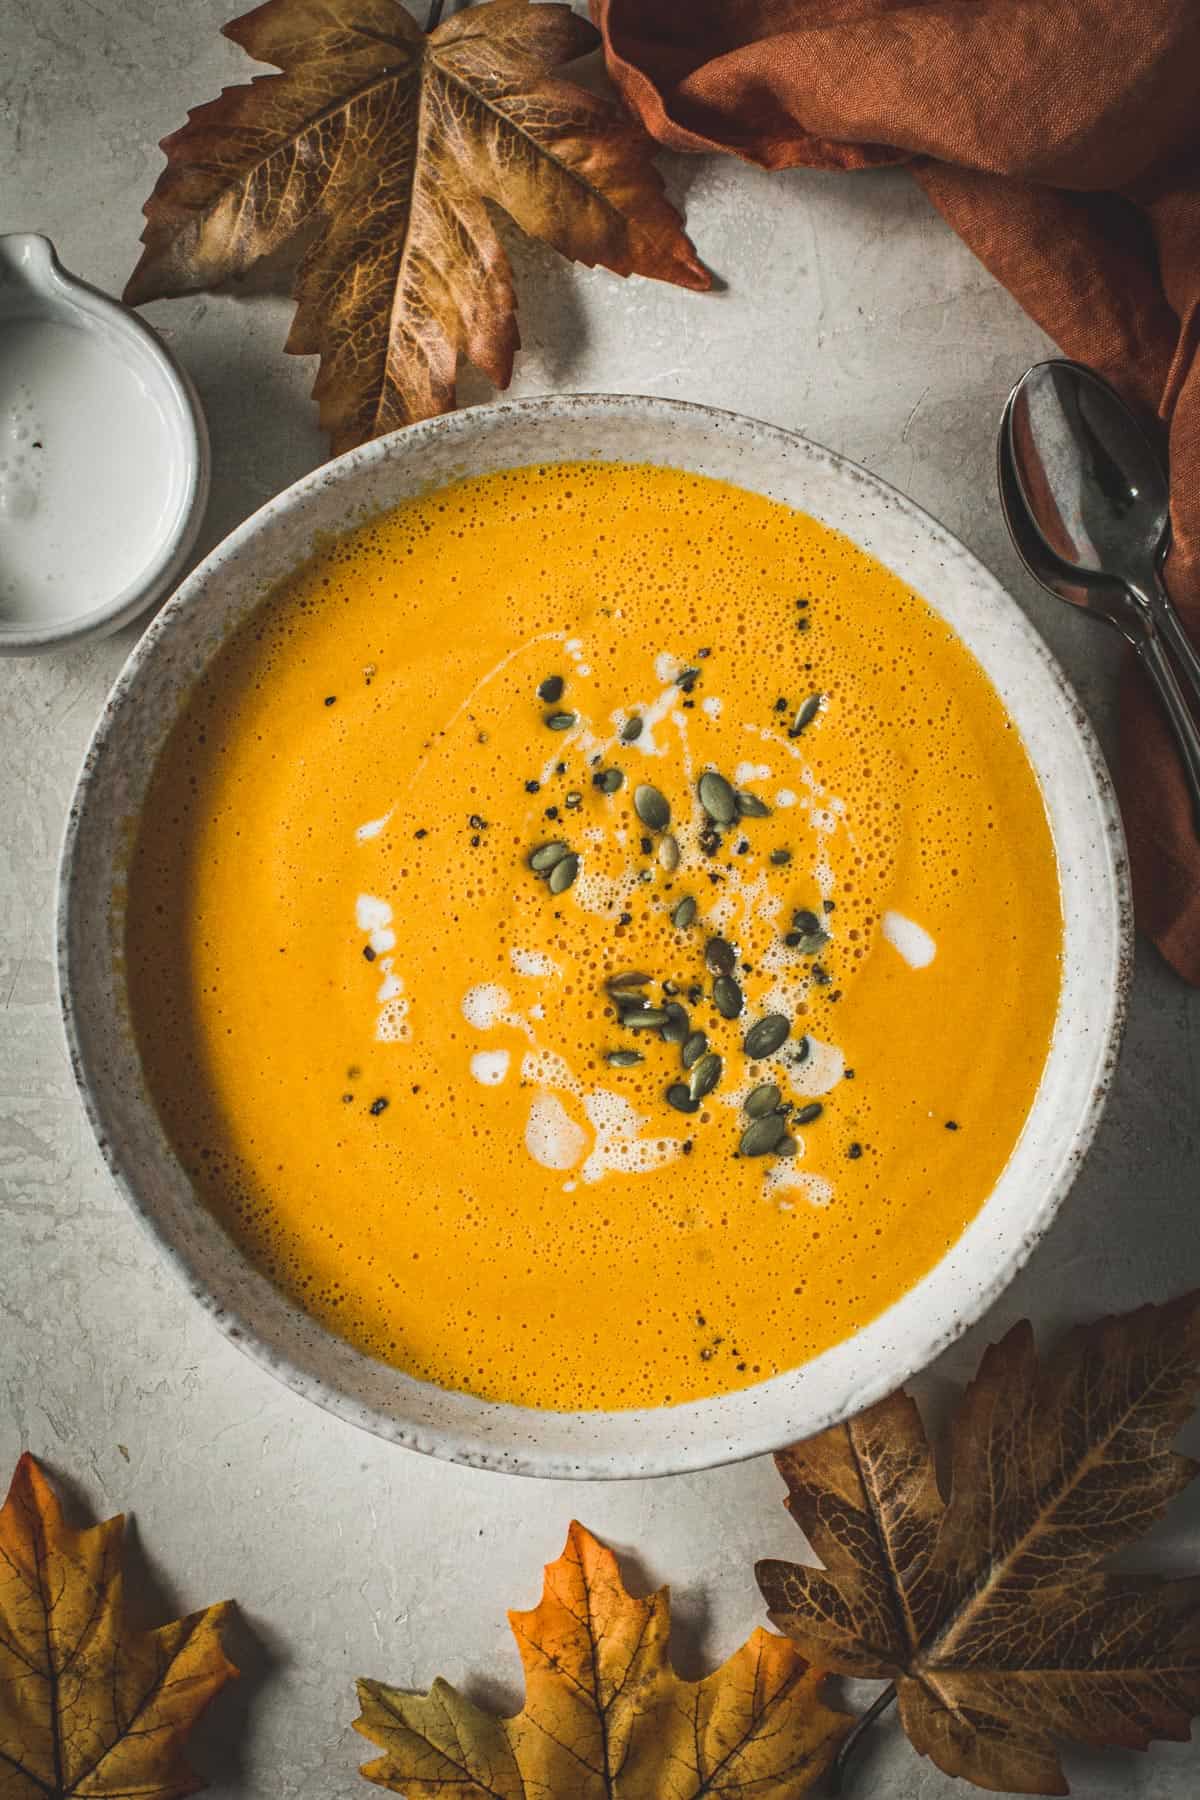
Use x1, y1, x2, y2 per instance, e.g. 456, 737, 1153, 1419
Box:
426, 0, 445, 27
828, 1684, 897, 1795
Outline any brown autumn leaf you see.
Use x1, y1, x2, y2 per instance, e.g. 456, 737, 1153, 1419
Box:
125, 0, 708, 452
354, 1518, 849, 1797
0, 1453, 236, 1799
757, 1291, 1200, 1796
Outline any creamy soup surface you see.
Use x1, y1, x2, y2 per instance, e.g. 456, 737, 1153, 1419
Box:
126, 462, 1062, 1410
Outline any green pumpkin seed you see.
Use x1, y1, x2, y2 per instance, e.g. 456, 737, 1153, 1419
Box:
660, 1002, 690, 1045
537, 675, 564, 703
626, 1007, 670, 1030
793, 1035, 811, 1064
672, 896, 697, 930
658, 833, 680, 873
614, 993, 652, 1022
794, 1101, 824, 1125
739, 1112, 786, 1156
743, 1014, 790, 1060
598, 767, 624, 794
620, 715, 644, 743
529, 841, 569, 873
606, 970, 652, 993
689, 1051, 722, 1101
545, 710, 577, 731
795, 932, 829, 955
547, 852, 579, 893
665, 1083, 700, 1115
634, 784, 670, 831
776, 1136, 799, 1158
605, 1049, 643, 1067
735, 791, 771, 818
681, 1030, 708, 1069
788, 694, 822, 737
770, 848, 792, 866
713, 974, 743, 1019
698, 770, 737, 826
705, 936, 735, 976
744, 1083, 781, 1118
792, 909, 822, 935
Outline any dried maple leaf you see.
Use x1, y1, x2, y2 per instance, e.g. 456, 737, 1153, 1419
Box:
758, 1292, 1200, 1796
0, 1454, 236, 1800
355, 1518, 849, 1797
125, 0, 708, 452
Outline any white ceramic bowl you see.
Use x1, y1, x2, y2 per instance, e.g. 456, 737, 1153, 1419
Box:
58, 396, 1131, 1478
0, 233, 208, 654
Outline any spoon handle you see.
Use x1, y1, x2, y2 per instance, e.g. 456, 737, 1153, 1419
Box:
1135, 630, 1200, 836
1145, 570, 1200, 715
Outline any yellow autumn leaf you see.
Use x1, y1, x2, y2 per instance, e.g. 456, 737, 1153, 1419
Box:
0, 1454, 237, 1800
355, 1519, 848, 1797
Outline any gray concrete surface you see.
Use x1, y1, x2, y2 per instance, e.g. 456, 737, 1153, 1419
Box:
3, 3, 1199, 1794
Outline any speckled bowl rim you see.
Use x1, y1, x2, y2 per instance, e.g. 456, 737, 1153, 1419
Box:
57, 394, 1132, 1479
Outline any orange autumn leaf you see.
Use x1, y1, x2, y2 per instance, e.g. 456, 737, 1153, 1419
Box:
125, 0, 709, 453
354, 1520, 848, 1798
0, 1453, 237, 1800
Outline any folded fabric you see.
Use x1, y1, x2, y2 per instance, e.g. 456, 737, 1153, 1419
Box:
594, 0, 1200, 983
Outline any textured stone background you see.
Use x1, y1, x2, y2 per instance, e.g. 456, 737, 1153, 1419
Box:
3, 3, 1199, 1794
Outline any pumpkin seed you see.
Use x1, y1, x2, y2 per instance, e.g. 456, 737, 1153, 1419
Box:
794, 1101, 824, 1125
739, 1112, 786, 1156
769, 848, 792, 866
744, 1082, 781, 1118
735, 791, 771, 818
598, 767, 624, 795
792, 909, 822, 935
626, 1008, 670, 1030
675, 666, 700, 689
661, 1002, 690, 1045
698, 769, 737, 826
689, 1051, 722, 1101
607, 970, 652, 993
565, 791, 583, 808
666, 1083, 700, 1115
681, 1030, 708, 1069
620, 715, 644, 743
634, 784, 670, 831
672, 895, 697, 930
705, 936, 736, 976
713, 974, 743, 1019
658, 833, 680, 873
776, 1136, 799, 1157
545, 710, 577, 731
788, 694, 821, 737
743, 1014, 790, 1059
547, 852, 579, 893
605, 1049, 643, 1067
529, 840, 569, 873
537, 675, 564, 703
793, 1035, 811, 1064
811, 964, 832, 986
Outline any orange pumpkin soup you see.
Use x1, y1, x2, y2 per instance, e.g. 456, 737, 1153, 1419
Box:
125, 462, 1061, 1409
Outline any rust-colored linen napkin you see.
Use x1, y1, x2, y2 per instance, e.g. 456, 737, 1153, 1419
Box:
594, 0, 1200, 983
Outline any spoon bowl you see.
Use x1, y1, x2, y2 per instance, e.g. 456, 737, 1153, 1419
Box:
997, 400, 1149, 644
998, 360, 1200, 833
1007, 359, 1169, 590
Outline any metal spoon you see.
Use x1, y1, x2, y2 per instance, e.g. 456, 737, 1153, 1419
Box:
997, 360, 1200, 830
